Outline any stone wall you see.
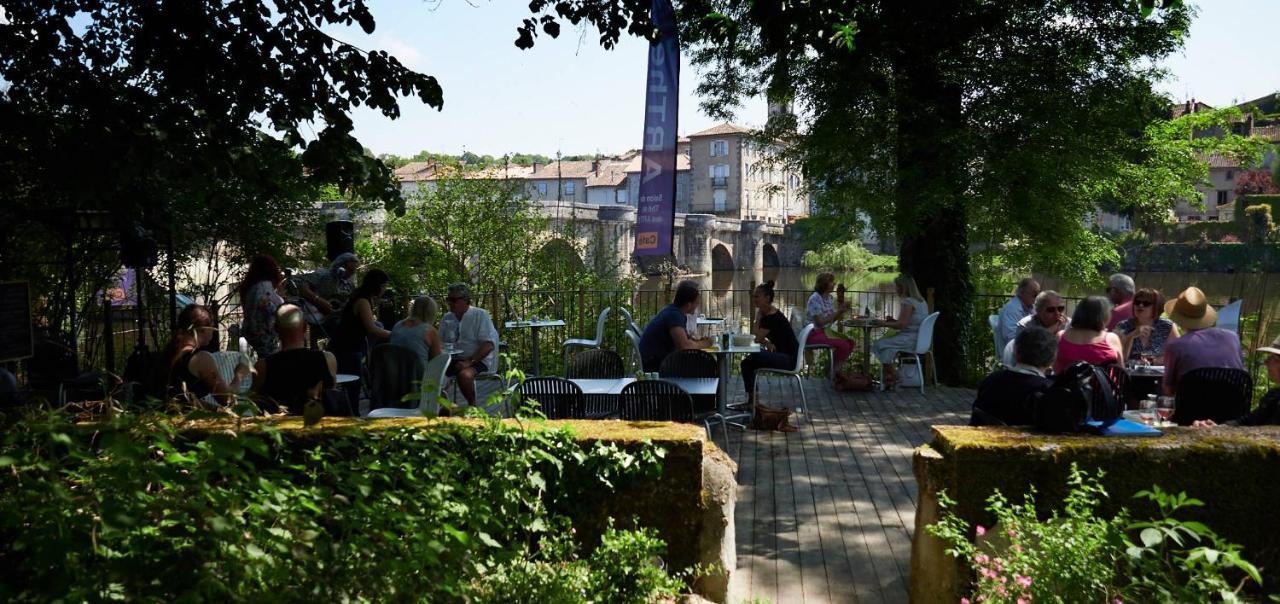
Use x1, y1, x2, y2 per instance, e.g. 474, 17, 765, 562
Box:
911, 426, 1280, 602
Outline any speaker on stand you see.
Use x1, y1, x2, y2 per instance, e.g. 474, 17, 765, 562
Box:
325, 220, 355, 262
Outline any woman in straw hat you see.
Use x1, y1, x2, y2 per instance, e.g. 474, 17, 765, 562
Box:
1193, 334, 1280, 427
1161, 286, 1243, 396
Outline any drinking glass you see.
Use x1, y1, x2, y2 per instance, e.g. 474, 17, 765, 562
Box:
1156, 396, 1176, 425
1138, 397, 1157, 426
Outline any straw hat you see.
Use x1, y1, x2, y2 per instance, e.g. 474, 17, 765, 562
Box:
1258, 334, 1280, 356
1164, 286, 1217, 331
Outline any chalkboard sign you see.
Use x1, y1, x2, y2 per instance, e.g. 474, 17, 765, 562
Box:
0, 282, 34, 362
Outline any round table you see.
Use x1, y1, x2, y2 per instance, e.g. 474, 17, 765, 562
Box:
840, 317, 882, 377
702, 342, 761, 429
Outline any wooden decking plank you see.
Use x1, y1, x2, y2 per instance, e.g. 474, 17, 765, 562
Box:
787, 407, 829, 604
804, 387, 873, 604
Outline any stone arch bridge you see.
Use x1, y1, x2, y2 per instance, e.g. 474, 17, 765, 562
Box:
540, 202, 803, 275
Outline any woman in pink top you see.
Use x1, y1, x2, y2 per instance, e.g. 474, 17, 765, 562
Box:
1054, 296, 1124, 374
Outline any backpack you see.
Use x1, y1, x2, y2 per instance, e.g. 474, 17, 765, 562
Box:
1032, 362, 1119, 433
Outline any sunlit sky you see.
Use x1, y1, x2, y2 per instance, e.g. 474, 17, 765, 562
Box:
339, 0, 1280, 158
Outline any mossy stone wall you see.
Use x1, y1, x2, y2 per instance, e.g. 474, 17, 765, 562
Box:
911, 426, 1280, 602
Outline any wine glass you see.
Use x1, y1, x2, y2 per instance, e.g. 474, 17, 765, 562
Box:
1156, 396, 1176, 425
1139, 397, 1158, 426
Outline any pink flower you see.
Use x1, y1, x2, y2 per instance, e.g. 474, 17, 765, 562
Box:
976, 525, 987, 536
1008, 529, 1017, 538
974, 554, 989, 564
1016, 575, 1033, 588
1012, 544, 1024, 553
1017, 599, 1029, 604
1113, 600, 1123, 604
960, 599, 971, 604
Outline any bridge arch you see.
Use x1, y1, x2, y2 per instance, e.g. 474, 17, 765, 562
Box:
711, 243, 735, 272
763, 243, 780, 268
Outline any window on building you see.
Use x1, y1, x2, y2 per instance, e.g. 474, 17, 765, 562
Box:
618, 189, 628, 204
537, 182, 548, 196
1217, 190, 1229, 205
564, 181, 575, 196
711, 140, 728, 157
714, 190, 727, 212
1226, 170, 1234, 180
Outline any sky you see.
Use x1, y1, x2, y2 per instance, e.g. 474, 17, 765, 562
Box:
342, 0, 1280, 159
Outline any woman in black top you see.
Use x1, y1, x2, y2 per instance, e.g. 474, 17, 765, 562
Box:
741, 281, 800, 407
161, 304, 250, 404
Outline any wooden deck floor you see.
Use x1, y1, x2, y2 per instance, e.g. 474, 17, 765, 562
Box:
719, 379, 974, 604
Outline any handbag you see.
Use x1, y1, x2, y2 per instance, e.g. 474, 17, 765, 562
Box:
750, 404, 796, 432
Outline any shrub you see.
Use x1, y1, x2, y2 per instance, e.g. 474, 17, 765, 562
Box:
1244, 204, 1275, 242
0, 409, 680, 602
928, 464, 1262, 603
802, 240, 897, 272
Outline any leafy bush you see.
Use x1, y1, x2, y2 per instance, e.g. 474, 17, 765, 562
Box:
928, 465, 1262, 603
0, 409, 682, 602
802, 240, 897, 272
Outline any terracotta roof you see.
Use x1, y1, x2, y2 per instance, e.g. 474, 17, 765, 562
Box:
688, 123, 752, 137
1203, 153, 1241, 169
398, 163, 534, 182
1170, 100, 1214, 119
394, 161, 438, 182
1252, 125, 1280, 142
586, 162, 630, 188
622, 154, 691, 173
528, 160, 601, 180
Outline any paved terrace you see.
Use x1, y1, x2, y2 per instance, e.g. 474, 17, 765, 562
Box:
720, 380, 975, 604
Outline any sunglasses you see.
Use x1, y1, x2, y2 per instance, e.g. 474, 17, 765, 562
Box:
1133, 300, 1155, 307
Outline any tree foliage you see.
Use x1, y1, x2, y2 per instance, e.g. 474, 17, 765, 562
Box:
516, 0, 1191, 382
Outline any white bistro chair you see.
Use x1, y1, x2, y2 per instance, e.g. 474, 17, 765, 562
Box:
367, 351, 450, 418
624, 328, 643, 373
1217, 299, 1243, 337
619, 307, 641, 337
987, 314, 1007, 368
563, 307, 611, 367
755, 323, 817, 415
890, 311, 941, 394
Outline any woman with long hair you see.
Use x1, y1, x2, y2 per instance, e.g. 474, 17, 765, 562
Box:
328, 268, 392, 382
239, 254, 285, 357
390, 295, 444, 369
871, 274, 930, 386
161, 304, 250, 404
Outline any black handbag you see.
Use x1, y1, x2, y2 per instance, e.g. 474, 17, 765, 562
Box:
1032, 362, 1118, 433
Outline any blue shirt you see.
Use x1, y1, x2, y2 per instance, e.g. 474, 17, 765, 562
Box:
639, 304, 689, 372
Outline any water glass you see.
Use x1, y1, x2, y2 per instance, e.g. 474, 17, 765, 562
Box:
1138, 397, 1157, 426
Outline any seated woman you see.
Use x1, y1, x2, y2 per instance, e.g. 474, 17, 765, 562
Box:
741, 281, 800, 408
390, 295, 444, 369
1054, 295, 1123, 374
161, 304, 250, 405
1114, 288, 1179, 363
871, 274, 930, 386
805, 272, 856, 386
1194, 335, 1280, 427
970, 327, 1056, 426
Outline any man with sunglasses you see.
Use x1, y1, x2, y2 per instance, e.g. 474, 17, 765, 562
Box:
1002, 291, 1069, 366
438, 283, 499, 406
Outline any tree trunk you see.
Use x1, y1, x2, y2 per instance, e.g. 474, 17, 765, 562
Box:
892, 3, 973, 384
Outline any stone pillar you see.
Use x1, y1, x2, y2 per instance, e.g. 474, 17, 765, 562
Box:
682, 214, 716, 274
738, 220, 766, 271
597, 206, 635, 276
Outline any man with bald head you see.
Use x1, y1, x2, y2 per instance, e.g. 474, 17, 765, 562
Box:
252, 304, 337, 414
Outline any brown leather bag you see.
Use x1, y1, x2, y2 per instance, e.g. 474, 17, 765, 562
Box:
751, 404, 797, 432
837, 372, 875, 392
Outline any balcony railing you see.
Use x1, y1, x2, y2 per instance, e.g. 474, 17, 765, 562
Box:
711, 176, 728, 187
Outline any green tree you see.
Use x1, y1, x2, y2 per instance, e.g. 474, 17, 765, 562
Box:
1244, 204, 1274, 242
517, 0, 1191, 383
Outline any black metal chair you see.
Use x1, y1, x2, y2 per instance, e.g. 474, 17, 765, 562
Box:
518, 376, 586, 419
619, 379, 694, 423
368, 344, 423, 411
658, 349, 720, 422
566, 349, 626, 379
1090, 363, 1127, 420
566, 349, 626, 419
1173, 367, 1253, 426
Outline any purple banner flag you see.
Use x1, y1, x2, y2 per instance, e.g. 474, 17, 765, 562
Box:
633, 0, 680, 257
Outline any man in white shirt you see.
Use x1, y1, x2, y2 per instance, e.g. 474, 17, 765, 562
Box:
1002, 290, 1069, 366
439, 283, 499, 406
997, 278, 1040, 355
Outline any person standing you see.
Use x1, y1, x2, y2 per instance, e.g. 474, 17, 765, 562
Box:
638, 280, 712, 372
741, 282, 800, 408
1105, 273, 1136, 330
328, 269, 392, 402
239, 254, 286, 357
296, 252, 359, 328
997, 278, 1040, 356
805, 272, 856, 383
1162, 286, 1243, 396
439, 283, 499, 406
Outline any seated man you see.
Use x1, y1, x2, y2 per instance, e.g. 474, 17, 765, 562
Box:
252, 304, 337, 415
996, 277, 1039, 356
971, 327, 1056, 426
439, 283, 499, 406
1162, 286, 1243, 396
1194, 335, 1280, 427
638, 280, 712, 372
1001, 290, 1068, 366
